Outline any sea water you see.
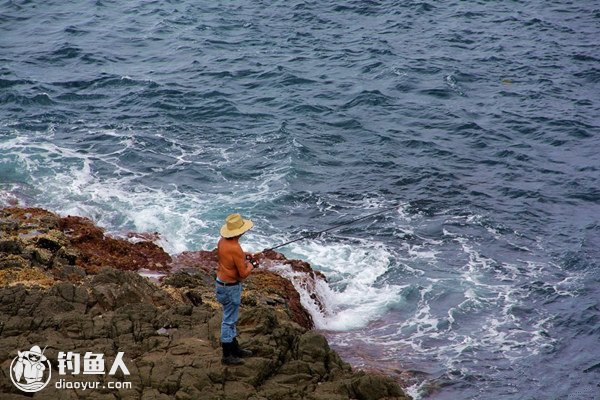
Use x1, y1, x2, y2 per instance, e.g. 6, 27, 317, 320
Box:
1, 1, 599, 398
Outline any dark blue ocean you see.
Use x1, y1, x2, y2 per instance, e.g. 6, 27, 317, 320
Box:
1, 1, 599, 398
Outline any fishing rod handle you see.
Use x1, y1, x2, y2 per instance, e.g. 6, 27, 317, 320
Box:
246, 254, 260, 268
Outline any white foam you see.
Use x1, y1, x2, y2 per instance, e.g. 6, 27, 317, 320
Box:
321, 214, 561, 386
405, 382, 425, 400
137, 269, 167, 280
271, 239, 404, 331
405, 243, 438, 261
1, 129, 292, 254
0, 189, 20, 207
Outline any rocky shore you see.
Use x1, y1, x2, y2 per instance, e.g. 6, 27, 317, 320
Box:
0, 207, 410, 400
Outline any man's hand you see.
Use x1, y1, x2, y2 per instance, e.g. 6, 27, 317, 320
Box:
245, 254, 260, 268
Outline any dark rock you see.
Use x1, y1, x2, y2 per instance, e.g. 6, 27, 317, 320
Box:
92, 283, 118, 310
241, 293, 258, 306
55, 246, 79, 265
184, 289, 203, 306
297, 331, 330, 363
34, 230, 67, 251
0, 218, 19, 233
141, 388, 171, 400
30, 246, 53, 266
0, 237, 23, 254
51, 281, 88, 304
54, 264, 87, 282
348, 374, 407, 400
162, 271, 202, 288
0, 254, 28, 270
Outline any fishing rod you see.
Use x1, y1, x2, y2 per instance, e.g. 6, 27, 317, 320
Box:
262, 204, 401, 252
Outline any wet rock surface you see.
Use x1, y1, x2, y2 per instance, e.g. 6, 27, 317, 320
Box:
0, 207, 410, 399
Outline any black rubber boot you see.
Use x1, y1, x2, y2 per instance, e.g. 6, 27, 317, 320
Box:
221, 342, 244, 365
232, 337, 253, 358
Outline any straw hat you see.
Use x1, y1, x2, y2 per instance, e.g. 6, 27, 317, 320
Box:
220, 213, 254, 238
26, 345, 47, 361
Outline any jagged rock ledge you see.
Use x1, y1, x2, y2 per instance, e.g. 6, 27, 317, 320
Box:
0, 207, 410, 400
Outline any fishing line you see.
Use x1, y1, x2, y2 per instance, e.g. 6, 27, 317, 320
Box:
262, 204, 401, 252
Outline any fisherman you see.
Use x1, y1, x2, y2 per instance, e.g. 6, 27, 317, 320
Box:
216, 213, 260, 365
13, 345, 47, 384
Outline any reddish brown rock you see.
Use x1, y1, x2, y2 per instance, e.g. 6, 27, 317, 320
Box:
257, 251, 328, 315
59, 214, 171, 274
170, 249, 218, 274
261, 250, 327, 280
1, 207, 171, 275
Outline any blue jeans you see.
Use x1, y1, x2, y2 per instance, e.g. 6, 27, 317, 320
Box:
215, 282, 242, 344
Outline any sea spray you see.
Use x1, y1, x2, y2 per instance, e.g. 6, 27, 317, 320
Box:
271, 239, 406, 331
